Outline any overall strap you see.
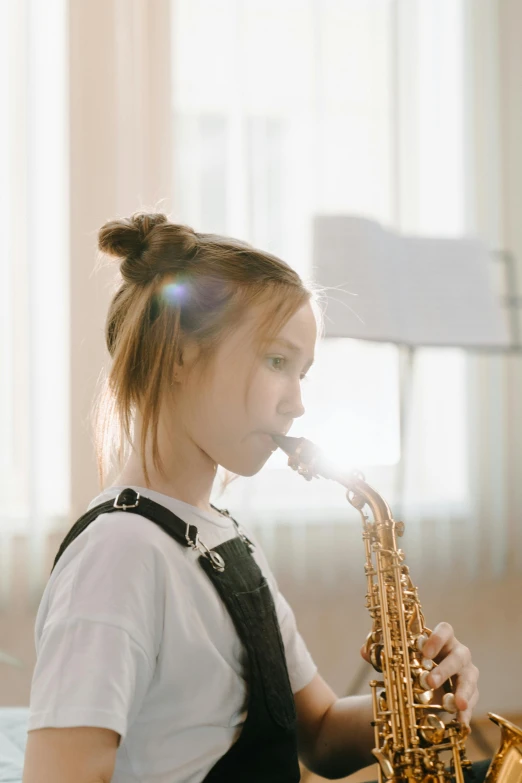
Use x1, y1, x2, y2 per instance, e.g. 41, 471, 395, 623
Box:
50, 486, 300, 782
51, 488, 253, 575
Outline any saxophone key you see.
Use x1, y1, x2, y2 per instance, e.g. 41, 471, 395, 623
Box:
369, 643, 385, 672
442, 693, 458, 714
372, 748, 395, 780
415, 689, 434, 705
419, 714, 447, 745
418, 669, 433, 690
416, 633, 429, 652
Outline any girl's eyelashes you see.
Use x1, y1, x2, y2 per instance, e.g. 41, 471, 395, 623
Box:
267, 356, 286, 371
266, 356, 309, 382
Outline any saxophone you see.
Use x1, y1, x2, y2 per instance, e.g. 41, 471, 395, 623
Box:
272, 434, 522, 783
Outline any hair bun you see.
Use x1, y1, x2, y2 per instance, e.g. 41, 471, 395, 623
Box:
98, 212, 199, 285
98, 212, 168, 259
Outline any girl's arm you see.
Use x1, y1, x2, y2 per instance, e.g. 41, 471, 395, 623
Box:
22, 726, 120, 783
294, 672, 376, 779
296, 621, 480, 779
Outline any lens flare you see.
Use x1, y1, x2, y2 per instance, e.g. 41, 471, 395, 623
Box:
162, 279, 188, 305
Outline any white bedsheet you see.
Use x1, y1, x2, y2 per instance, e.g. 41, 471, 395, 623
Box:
0, 707, 28, 783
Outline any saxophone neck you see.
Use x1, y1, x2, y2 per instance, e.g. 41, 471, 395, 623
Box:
272, 434, 396, 526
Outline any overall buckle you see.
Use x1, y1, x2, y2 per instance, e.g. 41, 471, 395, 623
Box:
113, 489, 141, 510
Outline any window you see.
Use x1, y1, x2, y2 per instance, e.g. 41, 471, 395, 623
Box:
172, 0, 470, 522
0, 0, 69, 535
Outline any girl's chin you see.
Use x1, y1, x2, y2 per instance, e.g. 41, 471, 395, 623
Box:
223, 453, 273, 478
218, 435, 278, 476
224, 461, 268, 478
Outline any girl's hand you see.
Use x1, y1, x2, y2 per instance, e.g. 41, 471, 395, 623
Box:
360, 621, 480, 727
421, 622, 479, 727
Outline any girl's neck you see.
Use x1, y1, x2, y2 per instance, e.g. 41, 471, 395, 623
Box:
111, 410, 219, 514
110, 456, 217, 515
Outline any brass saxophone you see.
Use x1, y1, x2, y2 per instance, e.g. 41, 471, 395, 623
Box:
272, 434, 522, 783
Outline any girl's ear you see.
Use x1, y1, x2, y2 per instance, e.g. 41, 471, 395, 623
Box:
172, 348, 183, 384
173, 338, 201, 384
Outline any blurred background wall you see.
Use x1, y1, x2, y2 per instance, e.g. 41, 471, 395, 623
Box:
1, 0, 521, 756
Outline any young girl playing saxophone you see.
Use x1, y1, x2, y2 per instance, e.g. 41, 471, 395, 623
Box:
24, 213, 482, 783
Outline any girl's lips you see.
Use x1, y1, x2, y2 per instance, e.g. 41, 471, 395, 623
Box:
258, 433, 279, 449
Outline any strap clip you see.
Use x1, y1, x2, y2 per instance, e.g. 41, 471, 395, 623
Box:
185, 522, 226, 572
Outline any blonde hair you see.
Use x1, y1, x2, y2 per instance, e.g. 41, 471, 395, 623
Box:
92, 211, 324, 493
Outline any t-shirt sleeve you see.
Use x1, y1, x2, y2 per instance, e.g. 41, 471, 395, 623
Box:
27, 618, 154, 741
28, 517, 165, 741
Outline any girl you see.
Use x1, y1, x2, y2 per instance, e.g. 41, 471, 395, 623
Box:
23, 212, 481, 783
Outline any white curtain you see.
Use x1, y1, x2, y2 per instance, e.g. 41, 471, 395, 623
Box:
464, 0, 522, 580
1, 0, 174, 613
0, 0, 69, 611
171, 0, 505, 581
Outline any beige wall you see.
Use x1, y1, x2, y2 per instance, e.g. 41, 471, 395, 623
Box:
69, 0, 173, 520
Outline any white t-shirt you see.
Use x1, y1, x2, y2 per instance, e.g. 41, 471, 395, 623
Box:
27, 486, 318, 783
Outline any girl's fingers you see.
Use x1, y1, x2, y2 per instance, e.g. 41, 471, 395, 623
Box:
444, 670, 479, 727
455, 692, 469, 712
454, 664, 479, 707
459, 687, 479, 728
361, 622, 479, 725
427, 645, 473, 690
422, 622, 456, 660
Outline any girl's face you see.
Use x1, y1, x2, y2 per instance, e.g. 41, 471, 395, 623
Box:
175, 300, 317, 476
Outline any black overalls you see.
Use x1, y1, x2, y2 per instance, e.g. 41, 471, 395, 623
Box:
50, 488, 301, 782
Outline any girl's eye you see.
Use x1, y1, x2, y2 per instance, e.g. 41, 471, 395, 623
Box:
267, 356, 309, 382
268, 356, 286, 371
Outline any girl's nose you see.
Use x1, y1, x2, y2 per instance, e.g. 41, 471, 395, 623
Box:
278, 385, 305, 419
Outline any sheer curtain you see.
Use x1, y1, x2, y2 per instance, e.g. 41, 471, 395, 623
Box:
464, 0, 522, 581
1, 0, 174, 614
172, 0, 480, 576
0, 0, 69, 611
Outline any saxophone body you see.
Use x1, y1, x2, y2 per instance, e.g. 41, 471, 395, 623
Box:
272, 434, 522, 783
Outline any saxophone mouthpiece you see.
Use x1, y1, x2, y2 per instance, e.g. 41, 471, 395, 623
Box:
270, 434, 302, 455
271, 434, 322, 481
